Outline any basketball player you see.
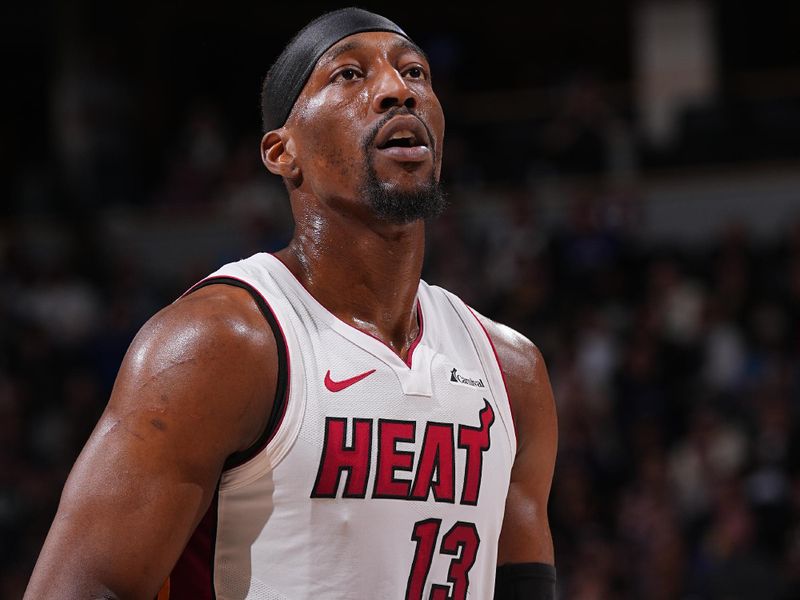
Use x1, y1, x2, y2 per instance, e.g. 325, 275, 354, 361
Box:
26, 8, 557, 599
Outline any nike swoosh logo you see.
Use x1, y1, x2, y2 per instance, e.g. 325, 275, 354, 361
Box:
324, 369, 377, 392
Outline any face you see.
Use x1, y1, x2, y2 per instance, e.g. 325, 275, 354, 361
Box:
280, 31, 446, 223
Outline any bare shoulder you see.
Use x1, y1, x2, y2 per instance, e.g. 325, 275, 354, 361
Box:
23, 282, 281, 598
113, 282, 280, 454
475, 313, 554, 432
472, 311, 544, 385
472, 312, 558, 564
139, 283, 276, 356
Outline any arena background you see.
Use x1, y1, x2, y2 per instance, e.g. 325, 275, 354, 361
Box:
2, 1, 799, 598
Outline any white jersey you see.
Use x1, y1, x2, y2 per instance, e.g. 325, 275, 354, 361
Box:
163, 252, 517, 600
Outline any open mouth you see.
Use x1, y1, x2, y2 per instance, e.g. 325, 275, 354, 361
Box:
378, 130, 426, 150
374, 116, 432, 163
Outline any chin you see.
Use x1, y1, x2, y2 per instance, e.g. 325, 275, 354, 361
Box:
364, 173, 447, 225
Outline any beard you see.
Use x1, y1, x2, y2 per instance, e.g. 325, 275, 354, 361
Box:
360, 110, 448, 225
361, 164, 448, 224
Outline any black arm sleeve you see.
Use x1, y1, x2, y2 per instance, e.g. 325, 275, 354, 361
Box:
494, 562, 557, 600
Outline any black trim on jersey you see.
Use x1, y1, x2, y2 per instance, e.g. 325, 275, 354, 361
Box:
311, 417, 373, 499
185, 276, 289, 470
457, 398, 495, 506
372, 418, 416, 500
409, 421, 456, 504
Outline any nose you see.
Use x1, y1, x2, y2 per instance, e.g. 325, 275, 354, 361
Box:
371, 65, 417, 113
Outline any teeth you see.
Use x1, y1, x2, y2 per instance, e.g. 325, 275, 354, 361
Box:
389, 130, 416, 142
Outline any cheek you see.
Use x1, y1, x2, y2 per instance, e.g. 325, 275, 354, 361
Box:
421, 99, 445, 179
294, 91, 370, 184
297, 87, 371, 142
426, 96, 446, 149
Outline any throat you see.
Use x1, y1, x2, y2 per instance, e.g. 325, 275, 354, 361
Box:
275, 223, 425, 360
351, 304, 423, 363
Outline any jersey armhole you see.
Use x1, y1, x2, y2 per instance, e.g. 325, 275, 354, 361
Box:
465, 306, 518, 440
184, 276, 289, 470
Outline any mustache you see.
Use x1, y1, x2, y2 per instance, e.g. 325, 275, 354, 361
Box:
362, 106, 435, 156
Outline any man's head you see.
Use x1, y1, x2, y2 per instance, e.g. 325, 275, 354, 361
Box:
260, 8, 446, 225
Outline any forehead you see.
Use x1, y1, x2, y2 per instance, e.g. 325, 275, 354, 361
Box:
314, 31, 429, 70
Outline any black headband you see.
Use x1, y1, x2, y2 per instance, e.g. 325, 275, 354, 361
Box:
261, 7, 412, 132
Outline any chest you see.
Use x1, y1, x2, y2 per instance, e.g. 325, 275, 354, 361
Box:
291, 328, 510, 507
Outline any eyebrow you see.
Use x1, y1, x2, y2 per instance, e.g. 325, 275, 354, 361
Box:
318, 37, 429, 68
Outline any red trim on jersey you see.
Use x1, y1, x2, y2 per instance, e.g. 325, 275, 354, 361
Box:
168, 488, 219, 600
346, 302, 423, 367
466, 307, 518, 440
178, 277, 212, 300
271, 253, 425, 368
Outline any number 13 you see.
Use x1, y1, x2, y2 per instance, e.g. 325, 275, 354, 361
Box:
405, 519, 481, 600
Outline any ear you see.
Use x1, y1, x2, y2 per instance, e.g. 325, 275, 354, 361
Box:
260, 129, 300, 180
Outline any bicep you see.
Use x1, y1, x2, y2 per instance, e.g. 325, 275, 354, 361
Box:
492, 332, 558, 565
34, 403, 223, 598
26, 289, 276, 599
498, 440, 557, 565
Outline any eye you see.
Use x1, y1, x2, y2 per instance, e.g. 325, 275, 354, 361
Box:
404, 66, 426, 80
333, 67, 362, 82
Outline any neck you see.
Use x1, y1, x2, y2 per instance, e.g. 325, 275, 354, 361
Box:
275, 200, 425, 360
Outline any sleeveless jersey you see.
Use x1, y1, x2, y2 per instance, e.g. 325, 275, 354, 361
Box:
164, 252, 517, 600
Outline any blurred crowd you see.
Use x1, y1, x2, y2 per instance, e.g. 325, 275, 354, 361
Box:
431, 185, 800, 599
3, 58, 800, 600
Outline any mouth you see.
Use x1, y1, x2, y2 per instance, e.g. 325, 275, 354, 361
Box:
374, 115, 432, 163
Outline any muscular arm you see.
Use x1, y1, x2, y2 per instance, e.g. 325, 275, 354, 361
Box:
25, 285, 278, 599
476, 315, 557, 567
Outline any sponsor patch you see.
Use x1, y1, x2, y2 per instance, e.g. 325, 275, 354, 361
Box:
449, 367, 486, 389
